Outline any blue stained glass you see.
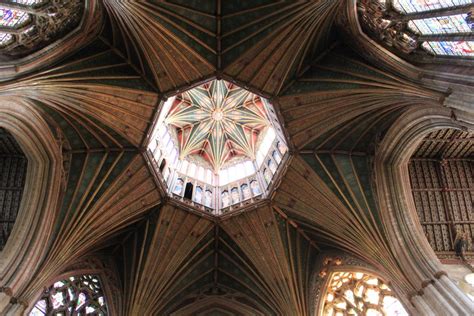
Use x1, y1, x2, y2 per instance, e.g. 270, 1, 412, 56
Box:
422, 41, 474, 56
408, 14, 474, 35
13, 1, 46, 5
0, 8, 30, 28
393, 0, 472, 14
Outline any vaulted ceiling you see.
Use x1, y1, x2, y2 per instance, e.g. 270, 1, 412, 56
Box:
0, 1, 472, 315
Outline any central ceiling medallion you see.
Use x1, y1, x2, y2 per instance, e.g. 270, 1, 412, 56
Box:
211, 109, 224, 121
146, 79, 289, 216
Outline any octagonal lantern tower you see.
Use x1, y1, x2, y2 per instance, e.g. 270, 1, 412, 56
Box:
146, 79, 290, 216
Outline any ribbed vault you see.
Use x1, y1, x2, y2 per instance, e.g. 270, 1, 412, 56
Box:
0, 1, 472, 315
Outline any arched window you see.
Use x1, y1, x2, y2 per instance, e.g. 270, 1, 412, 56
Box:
205, 190, 213, 208
231, 187, 240, 204
241, 184, 251, 200
0, 128, 27, 251
173, 178, 184, 195
193, 186, 203, 204
277, 141, 287, 155
221, 190, 230, 208
268, 158, 277, 174
272, 150, 282, 164
29, 275, 108, 315
322, 271, 408, 316
263, 168, 272, 184
184, 182, 193, 200
250, 180, 261, 196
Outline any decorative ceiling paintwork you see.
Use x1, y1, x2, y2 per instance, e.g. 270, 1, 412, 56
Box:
0, 1, 472, 315
278, 47, 444, 149
166, 79, 269, 171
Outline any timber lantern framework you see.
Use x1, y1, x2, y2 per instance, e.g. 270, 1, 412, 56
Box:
146, 79, 289, 216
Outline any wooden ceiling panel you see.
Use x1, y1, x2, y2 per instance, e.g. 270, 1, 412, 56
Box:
222, 0, 343, 96
103, 0, 217, 93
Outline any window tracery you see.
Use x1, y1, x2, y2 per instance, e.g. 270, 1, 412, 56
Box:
392, 0, 472, 14
0, 0, 84, 58
358, 0, 474, 57
322, 271, 408, 316
29, 275, 108, 315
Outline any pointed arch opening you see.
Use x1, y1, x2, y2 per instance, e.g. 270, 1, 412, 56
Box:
0, 128, 27, 251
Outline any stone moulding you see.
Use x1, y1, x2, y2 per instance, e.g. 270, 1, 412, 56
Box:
374, 105, 474, 315
0, 98, 63, 314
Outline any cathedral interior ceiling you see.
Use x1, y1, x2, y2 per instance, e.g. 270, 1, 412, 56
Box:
0, 0, 472, 314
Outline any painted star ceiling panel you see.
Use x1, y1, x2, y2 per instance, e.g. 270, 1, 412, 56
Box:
166, 79, 269, 171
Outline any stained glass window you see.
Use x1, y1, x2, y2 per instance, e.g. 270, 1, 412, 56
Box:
422, 40, 474, 56
205, 190, 213, 207
392, 0, 472, 14
322, 271, 408, 316
277, 141, 287, 155
241, 184, 251, 200
12, 0, 47, 5
0, 8, 30, 28
194, 186, 203, 203
0, 32, 13, 47
173, 178, 184, 195
360, 1, 474, 58
408, 14, 474, 35
263, 168, 271, 184
250, 180, 261, 196
221, 190, 230, 207
29, 275, 108, 316
268, 159, 277, 174
231, 187, 240, 204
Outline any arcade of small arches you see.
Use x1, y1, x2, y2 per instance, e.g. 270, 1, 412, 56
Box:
0, 0, 473, 315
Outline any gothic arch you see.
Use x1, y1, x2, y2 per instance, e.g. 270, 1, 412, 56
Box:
374, 105, 474, 314
0, 98, 62, 313
25, 265, 119, 316
309, 252, 413, 316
